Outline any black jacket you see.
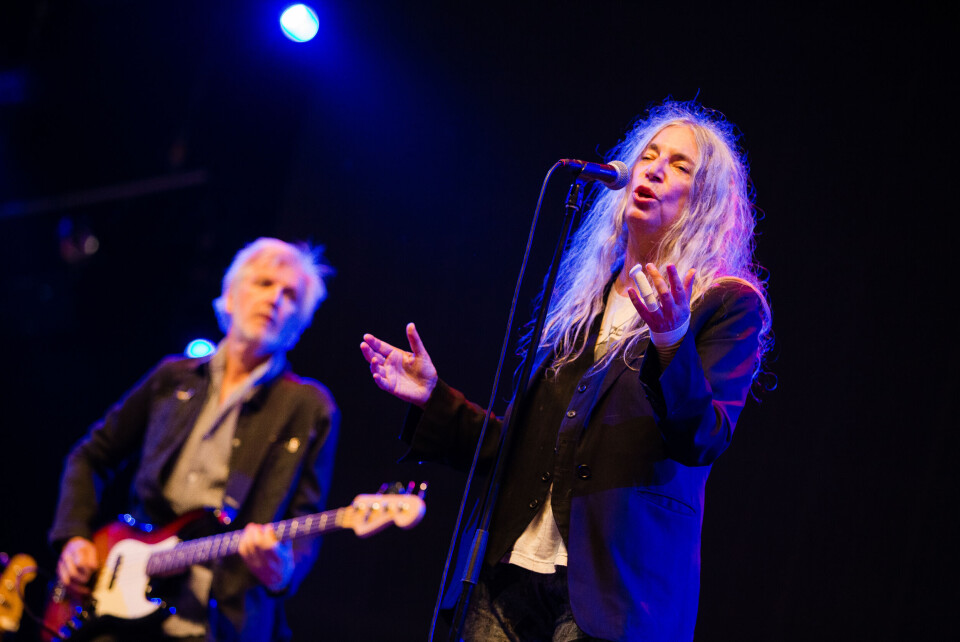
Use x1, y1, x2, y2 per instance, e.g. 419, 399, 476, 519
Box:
50, 355, 339, 641
403, 281, 763, 641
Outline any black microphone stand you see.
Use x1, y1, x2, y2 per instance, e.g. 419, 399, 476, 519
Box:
445, 175, 590, 640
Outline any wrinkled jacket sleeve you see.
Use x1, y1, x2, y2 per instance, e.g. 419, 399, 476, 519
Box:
399, 380, 506, 472
48, 360, 173, 548
639, 283, 764, 466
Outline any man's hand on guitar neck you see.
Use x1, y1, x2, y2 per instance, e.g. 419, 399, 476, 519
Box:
57, 537, 98, 596
237, 523, 294, 593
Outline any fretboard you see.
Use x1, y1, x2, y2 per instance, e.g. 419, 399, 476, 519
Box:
144, 507, 345, 577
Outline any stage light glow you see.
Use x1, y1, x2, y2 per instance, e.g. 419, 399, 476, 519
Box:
280, 4, 319, 42
185, 339, 216, 358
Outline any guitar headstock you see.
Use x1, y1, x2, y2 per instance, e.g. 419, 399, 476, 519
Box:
0, 553, 37, 634
343, 482, 427, 538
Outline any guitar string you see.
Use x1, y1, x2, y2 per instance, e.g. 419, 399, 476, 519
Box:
146, 497, 421, 574
147, 508, 346, 574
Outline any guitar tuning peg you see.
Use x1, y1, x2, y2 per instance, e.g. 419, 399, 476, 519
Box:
377, 482, 389, 494
416, 481, 428, 499
405, 481, 416, 495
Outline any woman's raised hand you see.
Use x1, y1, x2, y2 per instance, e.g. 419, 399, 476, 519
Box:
360, 322, 438, 408
628, 263, 696, 333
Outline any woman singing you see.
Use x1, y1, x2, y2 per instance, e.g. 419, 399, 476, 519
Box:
361, 100, 772, 641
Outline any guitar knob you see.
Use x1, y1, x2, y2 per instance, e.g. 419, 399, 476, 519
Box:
58, 625, 73, 638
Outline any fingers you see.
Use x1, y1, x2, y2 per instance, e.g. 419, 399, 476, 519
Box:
361, 324, 427, 382
238, 523, 291, 590
238, 523, 252, 557
239, 523, 276, 571
664, 265, 696, 302
361, 340, 394, 392
360, 343, 389, 388
628, 263, 697, 334
239, 523, 276, 556
665, 264, 682, 297
626, 287, 654, 325
62, 556, 86, 582
361, 334, 398, 388
644, 263, 675, 308
647, 263, 696, 305
360, 333, 398, 361
57, 560, 91, 594
406, 322, 428, 357
57, 556, 74, 586
359, 340, 381, 365
665, 264, 688, 307
683, 268, 696, 301
58, 538, 97, 590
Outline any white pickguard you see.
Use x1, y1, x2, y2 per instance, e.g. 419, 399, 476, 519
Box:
92, 535, 179, 619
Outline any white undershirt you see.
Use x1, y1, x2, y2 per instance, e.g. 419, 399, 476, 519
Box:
505, 290, 636, 573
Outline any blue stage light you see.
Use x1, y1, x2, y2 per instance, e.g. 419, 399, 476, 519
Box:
185, 339, 216, 358
280, 4, 319, 43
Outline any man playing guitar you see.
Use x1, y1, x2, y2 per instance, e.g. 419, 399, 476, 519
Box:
49, 238, 340, 640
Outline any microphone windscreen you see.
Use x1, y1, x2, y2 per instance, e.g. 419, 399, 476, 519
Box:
608, 160, 630, 190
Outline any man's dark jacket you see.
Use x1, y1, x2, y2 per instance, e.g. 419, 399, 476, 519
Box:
49, 355, 339, 641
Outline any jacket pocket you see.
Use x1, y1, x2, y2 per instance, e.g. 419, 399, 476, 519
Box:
634, 488, 696, 516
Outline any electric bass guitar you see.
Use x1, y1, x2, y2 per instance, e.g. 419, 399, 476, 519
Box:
43, 484, 426, 640
0, 553, 37, 639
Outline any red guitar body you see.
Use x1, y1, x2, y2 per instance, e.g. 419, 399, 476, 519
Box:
42, 512, 200, 641
41, 487, 426, 640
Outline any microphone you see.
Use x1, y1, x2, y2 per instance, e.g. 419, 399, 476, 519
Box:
559, 159, 630, 190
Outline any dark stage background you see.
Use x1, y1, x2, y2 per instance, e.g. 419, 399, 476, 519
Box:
1, 1, 954, 640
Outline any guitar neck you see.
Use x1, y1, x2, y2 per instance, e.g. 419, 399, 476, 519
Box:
144, 507, 345, 577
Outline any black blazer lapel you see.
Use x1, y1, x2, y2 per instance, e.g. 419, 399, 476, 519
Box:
155, 362, 212, 474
